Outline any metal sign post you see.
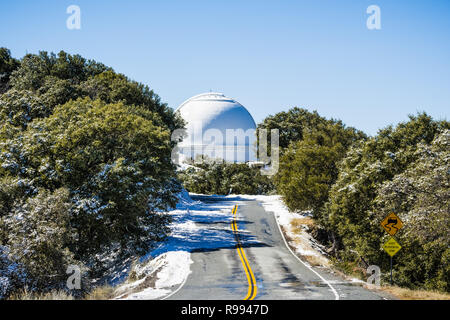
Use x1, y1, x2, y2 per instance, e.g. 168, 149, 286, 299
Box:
390, 257, 393, 285
381, 213, 403, 286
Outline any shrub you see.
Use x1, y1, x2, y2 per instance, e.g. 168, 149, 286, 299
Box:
179, 160, 274, 195
323, 114, 449, 291
0, 98, 178, 271
2, 188, 78, 292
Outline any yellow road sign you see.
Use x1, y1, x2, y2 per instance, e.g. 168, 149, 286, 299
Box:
383, 237, 402, 257
380, 212, 403, 236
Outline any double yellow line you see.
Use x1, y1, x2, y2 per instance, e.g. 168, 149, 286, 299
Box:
231, 205, 257, 300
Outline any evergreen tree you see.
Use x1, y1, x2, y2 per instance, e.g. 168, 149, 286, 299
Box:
323, 114, 449, 290
270, 110, 365, 214
179, 159, 274, 195
0, 49, 184, 296
0, 48, 20, 94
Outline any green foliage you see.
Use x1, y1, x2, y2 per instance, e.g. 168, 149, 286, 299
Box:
2, 188, 79, 291
323, 114, 449, 291
179, 160, 274, 195
79, 70, 182, 132
262, 107, 449, 292
2, 50, 183, 134
267, 108, 365, 214
0, 98, 178, 268
276, 137, 342, 213
0, 49, 183, 296
0, 48, 20, 94
373, 130, 449, 291
9, 51, 109, 92
0, 89, 49, 130
257, 107, 327, 150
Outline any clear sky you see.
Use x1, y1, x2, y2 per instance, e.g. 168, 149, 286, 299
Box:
1, 0, 449, 135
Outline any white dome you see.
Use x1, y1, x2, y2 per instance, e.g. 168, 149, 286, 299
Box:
176, 92, 257, 162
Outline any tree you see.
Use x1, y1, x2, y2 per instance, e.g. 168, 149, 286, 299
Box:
0, 89, 49, 130
257, 107, 364, 153
1, 98, 178, 262
0, 48, 19, 94
179, 159, 274, 195
322, 113, 449, 291
2, 188, 79, 292
0, 49, 185, 297
272, 115, 365, 214
276, 138, 342, 213
373, 130, 449, 291
79, 70, 182, 132
257, 107, 325, 150
9, 51, 109, 92
5, 50, 183, 135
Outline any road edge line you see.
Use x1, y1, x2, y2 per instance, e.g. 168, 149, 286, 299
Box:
159, 256, 192, 300
272, 210, 340, 300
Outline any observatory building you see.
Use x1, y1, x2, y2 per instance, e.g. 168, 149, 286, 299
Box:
176, 92, 257, 163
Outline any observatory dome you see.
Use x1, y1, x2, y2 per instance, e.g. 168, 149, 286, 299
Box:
176, 92, 257, 163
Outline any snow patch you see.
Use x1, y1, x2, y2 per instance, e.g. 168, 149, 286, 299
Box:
115, 251, 192, 300
114, 189, 251, 300
236, 194, 330, 266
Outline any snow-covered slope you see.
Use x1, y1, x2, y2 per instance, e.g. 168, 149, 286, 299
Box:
114, 190, 241, 300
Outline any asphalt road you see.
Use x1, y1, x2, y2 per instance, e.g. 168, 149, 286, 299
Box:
167, 195, 390, 300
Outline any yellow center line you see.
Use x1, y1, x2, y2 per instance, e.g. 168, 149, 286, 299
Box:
231, 205, 258, 300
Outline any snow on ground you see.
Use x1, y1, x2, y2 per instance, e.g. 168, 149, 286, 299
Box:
236, 194, 330, 267
114, 190, 259, 300
114, 192, 329, 300
115, 251, 192, 300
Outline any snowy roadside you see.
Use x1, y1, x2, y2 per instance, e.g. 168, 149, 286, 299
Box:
114, 190, 238, 300
113, 193, 333, 300
236, 194, 331, 268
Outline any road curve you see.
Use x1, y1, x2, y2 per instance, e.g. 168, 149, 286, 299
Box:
167, 195, 389, 300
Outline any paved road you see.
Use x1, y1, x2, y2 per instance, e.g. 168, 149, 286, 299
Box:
168, 196, 390, 300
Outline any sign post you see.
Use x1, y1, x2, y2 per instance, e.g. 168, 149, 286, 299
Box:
382, 237, 402, 284
390, 256, 392, 284
380, 212, 403, 285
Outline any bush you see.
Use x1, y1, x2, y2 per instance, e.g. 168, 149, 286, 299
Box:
179, 160, 274, 195
2, 188, 79, 292
2, 50, 183, 134
0, 98, 178, 272
0, 48, 20, 94
0, 245, 25, 299
275, 121, 365, 214
322, 114, 449, 291
373, 130, 449, 291
257, 107, 329, 151
260, 107, 365, 214
0, 49, 184, 297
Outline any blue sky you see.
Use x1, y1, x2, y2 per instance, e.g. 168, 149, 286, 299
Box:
1, 0, 449, 135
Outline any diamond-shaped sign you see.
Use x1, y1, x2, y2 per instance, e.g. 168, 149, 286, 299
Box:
383, 237, 402, 257
380, 212, 403, 236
